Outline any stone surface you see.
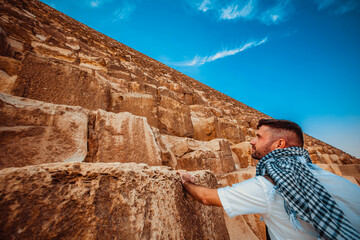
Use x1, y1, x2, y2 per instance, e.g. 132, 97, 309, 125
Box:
110, 92, 158, 128
160, 135, 236, 174
191, 116, 218, 141
12, 54, 111, 111
338, 164, 360, 185
231, 142, 255, 169
217, 117, 244, 144
158, 96, 193, 137
0, 162, 230, 240
0, 93, 88, 169
86, 110, 162, 166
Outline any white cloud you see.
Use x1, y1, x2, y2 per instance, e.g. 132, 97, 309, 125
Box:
313, 0, 359, 14
334, 0, 359, 14
259, 0, 292, 25
113, 2, 136, 21
90, 0, 100, 8
314, 0, 336, 10
199, 0, 212, 12
192, 0, 294, 25
220, 0, 254, 20
88, 0, 113, 8
176, 37, 267, 66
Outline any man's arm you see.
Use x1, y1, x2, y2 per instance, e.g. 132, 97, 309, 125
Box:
179, 172, 222, 207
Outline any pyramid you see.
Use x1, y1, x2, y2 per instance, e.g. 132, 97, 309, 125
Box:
0, 0, 359, 239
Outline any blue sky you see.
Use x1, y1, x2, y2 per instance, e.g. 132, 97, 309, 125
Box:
40, 0, 360, 158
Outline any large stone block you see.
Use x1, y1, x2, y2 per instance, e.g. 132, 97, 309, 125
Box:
12, 54, 111, 111
161, 135, 235, 174
338, 164, 360, 185
190, 105, 219, 141
224, 214, 262, 240
158, 96, 193, 137
0, 56, 21, 94
191, 116, 218, 141
110, 92, 158, 128
86, 110, 162, 166
217, 168, 256, 187
231, 141, 255, 168
0, 27, 15, 57
0, 162, 230, 240
0, 93, 88, 169
217, 117, 244, 144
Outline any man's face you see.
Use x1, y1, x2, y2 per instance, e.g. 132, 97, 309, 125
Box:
250, 126, 278, 160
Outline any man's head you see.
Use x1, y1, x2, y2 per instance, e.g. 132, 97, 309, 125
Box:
250, 119, 304, 160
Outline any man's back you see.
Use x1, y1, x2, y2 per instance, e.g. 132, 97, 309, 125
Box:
218, 164, 360, 239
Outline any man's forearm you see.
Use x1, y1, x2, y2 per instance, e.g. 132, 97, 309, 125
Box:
182, 181, 222, 207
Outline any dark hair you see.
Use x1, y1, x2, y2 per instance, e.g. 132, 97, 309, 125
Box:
257, 119, 304, 147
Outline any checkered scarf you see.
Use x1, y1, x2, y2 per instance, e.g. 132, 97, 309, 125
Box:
256, 147, 360, 240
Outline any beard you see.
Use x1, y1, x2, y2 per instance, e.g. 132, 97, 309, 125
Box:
251, 147, 262, 160
251, 141, 274, 160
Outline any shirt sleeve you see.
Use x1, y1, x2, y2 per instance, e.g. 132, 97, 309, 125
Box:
217, 177, 269, 218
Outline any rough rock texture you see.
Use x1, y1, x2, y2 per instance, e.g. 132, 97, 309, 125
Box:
0, 162, 230, 240
0, 93, 88, 169
86, 110, 162, 166
160, 135, 235, 174
1, 0, 360, 239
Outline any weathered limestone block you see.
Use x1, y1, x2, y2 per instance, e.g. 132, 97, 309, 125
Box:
318, 153, 332, 164
0, 93, 88, 169
191, 112, 244, 143
338, 164, 360, 185
231, 141, 255, 168
190, 105, 218, 141
0, 27, 15, 57
0, 56, 21, 94
177, 139, 235, 173
0, 56, 20, 76
150, 127, 178, 168
191, 116, 218, 141
192, 90, 207, 105
190, 105, 214, 118
224, 214, 262, 240
0, 162, 230, 240
316, 164, 343, 176
161, 135, 235, 174
110, 92, 158, 128
12, 54, 111, 111
86, 110, 162, 166
158, 86, 177, 99
31, 41, 77, 63
310, 152, 322, 164
107, 69, 132, 81
95, 71, 129, 91
217, 167, 256, 187
0, 70, 17, 94
77, 52, 107, 71
158, 96, 193, 137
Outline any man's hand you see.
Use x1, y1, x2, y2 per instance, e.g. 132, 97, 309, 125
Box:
177, 171, 222, 207
178, 171, 195, 185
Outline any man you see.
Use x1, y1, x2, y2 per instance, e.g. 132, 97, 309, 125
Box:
179, 119, 360, 240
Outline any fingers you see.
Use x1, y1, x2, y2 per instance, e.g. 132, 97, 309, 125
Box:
176, 171, 195, 184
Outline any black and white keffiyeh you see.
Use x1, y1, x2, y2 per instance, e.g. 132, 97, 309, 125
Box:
256, 147, 360, 240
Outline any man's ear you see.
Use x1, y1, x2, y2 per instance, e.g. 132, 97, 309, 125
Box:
276, 139, 286, 149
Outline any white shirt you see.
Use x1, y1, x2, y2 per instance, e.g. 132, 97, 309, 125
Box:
217, 164, 360, 240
